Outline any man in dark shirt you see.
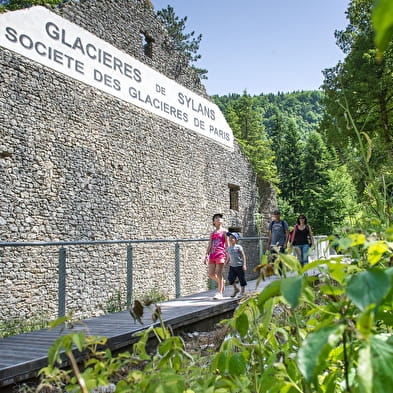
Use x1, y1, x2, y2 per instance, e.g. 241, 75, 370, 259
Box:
266, 210, 289, 275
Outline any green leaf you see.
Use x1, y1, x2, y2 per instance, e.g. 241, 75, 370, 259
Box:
152, 371, 186, 392
158, 338, 173, 355
297, 324, 345, 383
367, 241, 390, 265
357, 344, 372, 393
48, 316, 69, 330
72, 331, 86, 352
280, 276, 303, 308
349, 233, 366, 246
272, 383, 292, 393
47, 336, 64, 365
370, 335, 393, 391
319, 285, 344, 296
346, 269, 391, 311
279, 253, 301, 272
339, 237, 354, 251
215, 351, 229, 374
375, 309, 393, 326
260, 297, 274, 337
324, 370, 339, 393
357, 308, 374, 338
326, 261, 347, 285
154, 327, 170, 340
302, 258, 328, 273
228, 352, 247, 375
158, 336, 183, 355
156, 351, 173, 369
373, 0, 393, 56
235, 312, 249, 338
257, 279, 281, 308
115, 380, 132, 393
385, 266, 393, 280
172, 353, 182, 371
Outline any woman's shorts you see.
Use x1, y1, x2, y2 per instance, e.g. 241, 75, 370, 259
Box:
208, 257, 226, 264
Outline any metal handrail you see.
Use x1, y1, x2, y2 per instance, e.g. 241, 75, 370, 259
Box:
0, 237, 267, 248
0, 236, 269, 318
0, 235, 329, 319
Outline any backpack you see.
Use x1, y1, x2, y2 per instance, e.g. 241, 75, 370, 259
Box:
289, 224, 298, 243
270, 220, 287, 233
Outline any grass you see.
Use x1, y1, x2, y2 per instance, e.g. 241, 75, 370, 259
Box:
0, 316, 49, 338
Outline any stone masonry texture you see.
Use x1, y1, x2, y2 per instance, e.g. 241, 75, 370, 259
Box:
0, 0, 276, 324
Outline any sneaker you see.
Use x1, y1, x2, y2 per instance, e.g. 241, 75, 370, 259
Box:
213, 292, 223, 300
230, 288, 240, 298
237, 292, 245, 298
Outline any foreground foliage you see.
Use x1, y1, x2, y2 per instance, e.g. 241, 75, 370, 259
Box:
37, 229, 393, 393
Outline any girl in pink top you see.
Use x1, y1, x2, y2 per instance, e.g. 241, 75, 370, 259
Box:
205, 213, 228, 299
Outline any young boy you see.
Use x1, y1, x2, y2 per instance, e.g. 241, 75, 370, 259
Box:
226, 232, 247, 297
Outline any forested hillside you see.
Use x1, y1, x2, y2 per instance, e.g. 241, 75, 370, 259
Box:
214, 90, 356, 234
214, 90, 324, 139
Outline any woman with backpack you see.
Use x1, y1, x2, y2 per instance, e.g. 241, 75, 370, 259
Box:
290, 214, 314, 266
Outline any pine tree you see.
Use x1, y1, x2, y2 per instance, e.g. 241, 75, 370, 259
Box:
231, 91, 261, 142
277, 120, 303, 213
156, 5, 208, 80
224, 92, 277, 184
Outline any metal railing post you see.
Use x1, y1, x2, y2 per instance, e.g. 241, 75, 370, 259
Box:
316, 236, 321, 259
126, 244, 133, 308
259, 238, 264, 263
58, 247, 66, 318
175, 242, 180, 298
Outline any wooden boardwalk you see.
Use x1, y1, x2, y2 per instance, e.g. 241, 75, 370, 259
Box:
0, 277, 278, 389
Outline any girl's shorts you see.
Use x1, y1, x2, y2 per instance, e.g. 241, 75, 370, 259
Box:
208, 257, 226, 264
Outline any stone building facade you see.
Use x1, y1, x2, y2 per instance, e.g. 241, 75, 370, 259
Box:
0, 0, 276, 323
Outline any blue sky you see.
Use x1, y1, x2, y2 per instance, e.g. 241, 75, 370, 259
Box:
152, 0, 350, 96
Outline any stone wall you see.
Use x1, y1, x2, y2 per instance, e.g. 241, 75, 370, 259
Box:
0, 0, 276, 323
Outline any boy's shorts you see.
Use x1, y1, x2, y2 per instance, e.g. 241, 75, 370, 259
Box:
208, 257, 226, 264
228, 266, 247, 287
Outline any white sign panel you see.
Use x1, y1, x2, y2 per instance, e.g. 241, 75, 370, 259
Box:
0, 6, 233, 149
